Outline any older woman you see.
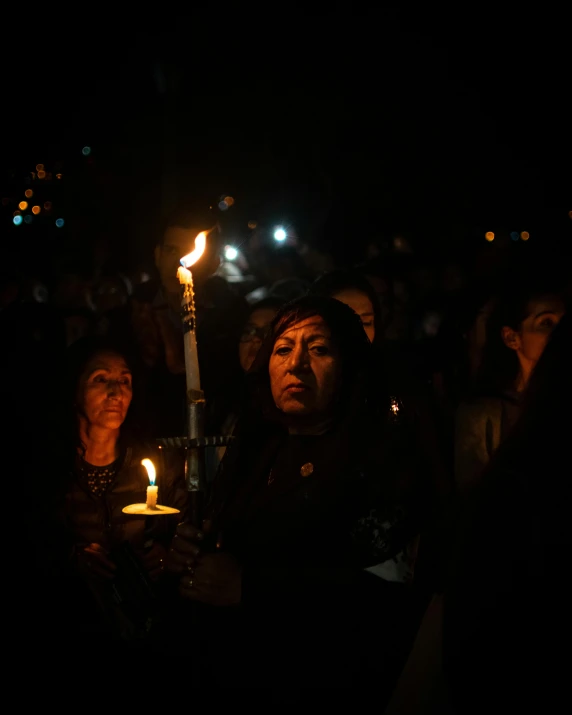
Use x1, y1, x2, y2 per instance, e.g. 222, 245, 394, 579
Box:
165, 296, 437, 694
42, 336, 189, 645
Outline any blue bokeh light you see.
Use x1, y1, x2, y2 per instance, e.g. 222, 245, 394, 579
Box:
82, 146, 91, 156
13, 215, 23, 226
224, 246, 238, 261
273, 227, 287, 242
24, 215, 33, 224
55, 218, 65, 228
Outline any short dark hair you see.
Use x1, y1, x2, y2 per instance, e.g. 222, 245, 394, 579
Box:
160, 204, 220, 246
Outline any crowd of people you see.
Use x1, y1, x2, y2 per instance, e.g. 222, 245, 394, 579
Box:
2, 203, 570, 707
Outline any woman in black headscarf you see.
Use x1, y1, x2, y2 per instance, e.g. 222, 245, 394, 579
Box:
165, 295, 439, 694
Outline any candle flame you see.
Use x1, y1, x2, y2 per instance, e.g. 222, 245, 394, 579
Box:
141, 458, 156, 486
180, 231, 207, 269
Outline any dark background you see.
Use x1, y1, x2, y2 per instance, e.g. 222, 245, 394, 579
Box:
2, 13, 570, 274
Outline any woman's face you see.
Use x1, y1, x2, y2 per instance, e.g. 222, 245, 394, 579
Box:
77, 351, 133, 431
269, 315, 342, 419
330, 288, 375, 342
238, 307, 278, 372
503, 296, 565, 376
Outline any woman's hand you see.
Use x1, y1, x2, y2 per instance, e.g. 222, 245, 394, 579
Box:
166, 521, 242, 606
137, 541, 167, 582
80, 543, 117, 580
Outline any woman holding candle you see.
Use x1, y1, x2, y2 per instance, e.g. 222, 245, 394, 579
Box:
165, 295, 440, 696
43, 336, 189, 644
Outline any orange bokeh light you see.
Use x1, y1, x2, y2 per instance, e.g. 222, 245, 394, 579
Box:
56, 173, 62, 179
36, 164, 44, 172
38, 170, 46, 179
25, 189, 33, 198
485, 231, 495, 242
520, 231, 530, 241
32, 205, 41, 215
18, 201, 28, 210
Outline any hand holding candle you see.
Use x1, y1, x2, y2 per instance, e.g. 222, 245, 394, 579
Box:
142, 459, 158, 509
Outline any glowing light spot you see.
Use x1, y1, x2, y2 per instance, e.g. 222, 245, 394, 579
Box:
82, 146, 91, 156
248, 220, 257, 229
485, 231, 495, 242
224, 196, 235, 207
18, 201, 28, 210
56, 173, 62, 179
218, 200, 229, 211
510, 231, 519, 241
13, 215, 23, 226
55, 218, 65, 228
44, 201, 52, 210
32, 205, 41, 215
520, 231, 530, 241
24, 215, 33, 224
224, 246, 238, 261
274, 227, 287, 242
36, 164, 44, 172
25, 189, 33, 198
38, 170, 46, 179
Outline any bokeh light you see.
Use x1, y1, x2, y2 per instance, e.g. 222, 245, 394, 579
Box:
32, 205, 41, 215
485, 231, 495, 242
248, 220, 257, 229
55, 218, 65, 228
520, 231, 530, 241
13, 210, 21, 217
25, 189, 33, 198
56, 173, 62, 179
44, 201, 52, 210
224, 246, 238, 261
18, 201, 28, 210
38, 170, 46, 179
274, 227, 287, 242
82, 146, 91, 156
24, 215, 33, 224
218, 200, 229, 211
224, 196, 235, 207
36, 164, 44, 172
13, 215, 23, 226
510, 231, 519, 241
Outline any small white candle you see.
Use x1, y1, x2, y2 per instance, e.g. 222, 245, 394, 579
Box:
142, 459, 158, 509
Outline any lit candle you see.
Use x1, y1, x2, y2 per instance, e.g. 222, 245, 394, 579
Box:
142, 459, 158, 509
177, 230, 207, 394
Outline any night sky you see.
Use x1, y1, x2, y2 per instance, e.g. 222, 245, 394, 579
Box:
2, 14, 570, 270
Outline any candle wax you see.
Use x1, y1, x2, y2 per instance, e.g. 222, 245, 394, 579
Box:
146, 485, 158, 508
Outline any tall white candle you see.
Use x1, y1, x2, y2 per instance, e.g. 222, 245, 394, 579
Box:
142, 459, 158, 509
178, 230, 207, 394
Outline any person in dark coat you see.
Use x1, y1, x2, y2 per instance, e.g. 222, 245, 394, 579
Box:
164, 295, 440, 696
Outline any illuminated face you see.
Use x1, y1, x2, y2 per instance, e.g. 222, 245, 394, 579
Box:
77, 352, 133, 431
269, 316, 342, 419
331, 288, 375, 342
238, 307, 278, 372
503, 296, 565, 379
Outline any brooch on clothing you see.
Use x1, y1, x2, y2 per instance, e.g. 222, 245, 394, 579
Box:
268, 462, 314, 485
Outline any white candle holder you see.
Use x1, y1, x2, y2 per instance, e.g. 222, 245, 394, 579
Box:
122, 503, 180, 516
